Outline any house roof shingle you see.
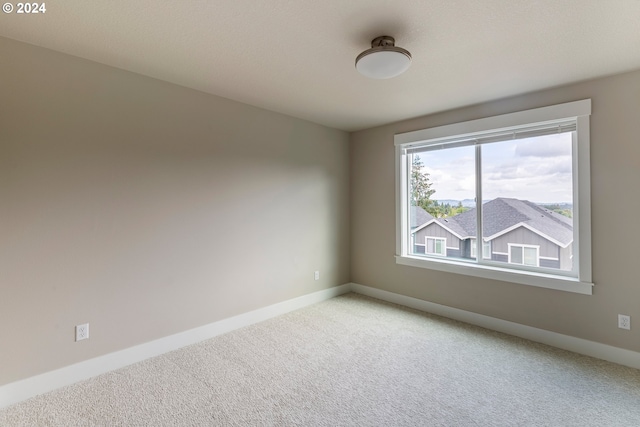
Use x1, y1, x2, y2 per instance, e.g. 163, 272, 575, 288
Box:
410, 206, 434, 229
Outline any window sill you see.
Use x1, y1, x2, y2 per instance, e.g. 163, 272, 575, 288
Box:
395, 255, 593, 295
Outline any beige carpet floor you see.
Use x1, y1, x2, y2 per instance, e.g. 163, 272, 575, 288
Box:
2, 293, 640, 426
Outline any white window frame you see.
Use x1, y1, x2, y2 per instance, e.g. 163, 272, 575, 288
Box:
508, 244, 540, 267
426, 237, 446, 256
394, 99, 593, 295
471, 239, 477, 259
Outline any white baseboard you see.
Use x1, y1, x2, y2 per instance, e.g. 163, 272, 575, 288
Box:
0, 284, 351, 410
350, 282, 640, 370
4, 282, 638, 410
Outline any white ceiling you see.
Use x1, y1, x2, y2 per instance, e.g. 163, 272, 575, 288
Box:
2, 1, 640, 131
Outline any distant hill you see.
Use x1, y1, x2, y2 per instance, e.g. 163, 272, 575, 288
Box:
539, 202, 573, 209
435, 199, 476, 208
436, 199, 572, 209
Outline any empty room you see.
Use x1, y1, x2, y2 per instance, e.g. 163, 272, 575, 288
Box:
1, 1, 640, 425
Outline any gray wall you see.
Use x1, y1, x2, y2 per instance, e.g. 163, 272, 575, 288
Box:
0, 37, 350, 386
351, 69, 640, 352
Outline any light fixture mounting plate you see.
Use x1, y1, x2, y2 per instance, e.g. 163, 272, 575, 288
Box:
370, 36, 396, 48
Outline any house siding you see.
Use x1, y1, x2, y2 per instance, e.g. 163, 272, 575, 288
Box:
540, 258, 560, 269
446, 248, 462, 258
414, 223, 460, 249
492, 227, 561, 259
461, 239, 472, 259
560, 245, 572, 271
494, 253, 508, 263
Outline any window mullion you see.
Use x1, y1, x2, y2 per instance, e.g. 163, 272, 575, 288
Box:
403, 151, 411, 256
475, 144, 484, 265
571, 130, 581, 278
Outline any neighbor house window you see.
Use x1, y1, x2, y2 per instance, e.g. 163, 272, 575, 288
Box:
508, 244, 539, 267
426, 237, 446, 256
482, 242, 491, 260
395, 100, 593, 294
471, 239, 491, 259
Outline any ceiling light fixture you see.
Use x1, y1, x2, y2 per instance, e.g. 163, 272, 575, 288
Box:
355, 36, 412, 79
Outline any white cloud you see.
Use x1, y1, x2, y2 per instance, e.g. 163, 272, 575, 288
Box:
422, 152, 475, 200
416, 134, 573, 203
515, 134, 572, 158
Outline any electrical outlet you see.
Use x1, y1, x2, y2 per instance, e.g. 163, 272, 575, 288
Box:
618, 314, 631, 330
76, 323, 90, 341
314, 271, 320, 281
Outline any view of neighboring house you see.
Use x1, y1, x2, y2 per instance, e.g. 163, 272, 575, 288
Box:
411, 198, 573, 270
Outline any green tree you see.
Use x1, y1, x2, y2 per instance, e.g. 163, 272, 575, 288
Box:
410, 156, 436, 213
450, 201, 469, 217
541, 204, 573, 218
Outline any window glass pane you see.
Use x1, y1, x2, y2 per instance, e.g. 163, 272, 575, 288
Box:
426, 238, 446, 256
408, 147, 476, 261
482, 242, 491, 259
510, 246, 523, 264
524, 247, 538, 266
481, 133, 573, 272
426, 238, 434, 253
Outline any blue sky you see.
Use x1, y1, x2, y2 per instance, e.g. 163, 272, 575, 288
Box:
416, 133, 573, 204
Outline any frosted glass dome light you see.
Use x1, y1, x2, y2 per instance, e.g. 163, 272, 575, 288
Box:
355, 36, 412, 79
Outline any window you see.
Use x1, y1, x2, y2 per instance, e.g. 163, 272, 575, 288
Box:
395, 100, 593, 294
471, 239, 492, 260
426, 237, 446, 256
509, 244, 539, 267
482, 241, 491, 260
